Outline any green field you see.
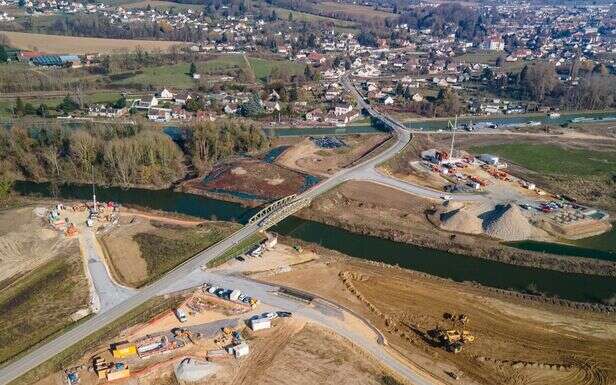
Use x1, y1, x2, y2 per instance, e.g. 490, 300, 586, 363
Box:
0, 246, 89, 364
134, 221, 240, 284
470, 143, 616, 176
273, 6, 359, 33
248, 57, 305, 82
111, 55, 306, 88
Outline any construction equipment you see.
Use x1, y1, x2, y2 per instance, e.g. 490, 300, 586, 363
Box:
172, 327, 197, 344
434, 313, 475, 354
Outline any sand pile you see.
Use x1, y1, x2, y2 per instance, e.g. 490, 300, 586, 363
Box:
482, 203, 533, 241
440, 208, 483, 234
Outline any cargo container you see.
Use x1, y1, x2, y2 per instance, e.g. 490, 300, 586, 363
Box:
107, 368, 130, 381
206, 349, 229, 361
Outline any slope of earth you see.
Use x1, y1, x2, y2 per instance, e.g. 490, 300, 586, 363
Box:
261, 256, 616, 385
298, 181, 616, 276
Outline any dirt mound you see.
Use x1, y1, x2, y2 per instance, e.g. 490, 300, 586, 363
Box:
440, 208, 483, 235
482, 204, 533, 241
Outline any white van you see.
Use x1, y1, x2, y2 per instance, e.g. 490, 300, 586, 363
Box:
175, 308, 188, 323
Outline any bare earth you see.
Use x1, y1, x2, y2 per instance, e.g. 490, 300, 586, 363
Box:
275, 134, 391, 176
262, 256, 616, 385
2, 31, 186, 54
0, 206, 72, 284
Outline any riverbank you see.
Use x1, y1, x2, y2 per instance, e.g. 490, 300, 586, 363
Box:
296, 181, 616, 277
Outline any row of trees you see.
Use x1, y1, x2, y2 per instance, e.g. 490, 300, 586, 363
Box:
0, 119, 269, 188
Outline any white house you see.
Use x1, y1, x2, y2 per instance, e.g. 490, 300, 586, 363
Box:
333, 103, 353, 116
158, 88, 174, 99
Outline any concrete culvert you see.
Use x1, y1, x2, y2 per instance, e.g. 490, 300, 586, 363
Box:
175, 358, 219, 383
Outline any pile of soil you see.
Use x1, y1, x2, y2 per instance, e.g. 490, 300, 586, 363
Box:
482, 203, 533, 241
440, 207, 483, 234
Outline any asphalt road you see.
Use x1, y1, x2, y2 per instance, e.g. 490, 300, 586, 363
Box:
0, 77, 439, 385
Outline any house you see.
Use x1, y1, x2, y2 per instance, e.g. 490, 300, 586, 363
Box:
224, 104, 238, 114
88, 105, 127, 118
484, 34, 504, 51
305, 108, 323, 122
171, 107, 188, 120
263, 101, 280, 113
135, 96, 158, 110
195, 110, 216, 122
307, 52, 326, 65
158, 88, 174, 100
382, 96, 394, 105
333, 103, 353, 116
412, 93, 423, 102
147, 108, 171, 122
268, 90, 280, 101
174, 93, 192, 106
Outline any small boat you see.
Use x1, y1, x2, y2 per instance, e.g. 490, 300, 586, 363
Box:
548, 112, 561, 118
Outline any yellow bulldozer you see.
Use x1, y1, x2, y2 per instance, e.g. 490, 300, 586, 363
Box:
434, 312, 475, 353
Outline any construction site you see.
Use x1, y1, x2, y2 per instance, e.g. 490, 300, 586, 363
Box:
260, 249, 616, 385
379, 130, 613, 242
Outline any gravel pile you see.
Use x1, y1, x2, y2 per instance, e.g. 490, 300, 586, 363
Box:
483, 203, 533, 241
440, 208, 483, 234
175, 358, 219, 382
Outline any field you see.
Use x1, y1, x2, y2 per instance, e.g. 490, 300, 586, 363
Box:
2, 31, 186, 54
316, 1, 394, 21
0, 242, 88, 364
123, 0, 203, 10
469, 143, 616, 176
100, 213, 240, 287
111, 55, 306, 88
264, 256, 616, 385
272, 7, 359, 33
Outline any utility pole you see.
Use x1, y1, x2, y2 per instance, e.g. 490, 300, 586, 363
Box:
91, 164, 97, 213
449, 115, 457, 159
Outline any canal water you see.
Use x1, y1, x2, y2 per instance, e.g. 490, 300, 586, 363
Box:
14, 181, 616, 303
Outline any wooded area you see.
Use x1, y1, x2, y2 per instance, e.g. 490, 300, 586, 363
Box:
0, 119, 269, 188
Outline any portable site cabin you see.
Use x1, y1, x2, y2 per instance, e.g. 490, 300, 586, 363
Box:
249, 317, 271, 331
233, 342, 250, 358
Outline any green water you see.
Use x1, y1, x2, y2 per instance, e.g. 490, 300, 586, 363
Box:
14, 181, 616, 303
510, 228, 616, 262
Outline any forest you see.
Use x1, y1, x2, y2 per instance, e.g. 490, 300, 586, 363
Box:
0, 119, 269, 188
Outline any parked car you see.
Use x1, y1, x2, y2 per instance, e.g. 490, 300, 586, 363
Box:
262, 312, 278, 320
276, 311, 292, 318
175, 308, 188, 323
207, 286, 218, 294
236, 256, 245, 262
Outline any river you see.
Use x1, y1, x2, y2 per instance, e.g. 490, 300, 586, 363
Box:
14, 181, 616, 304
265, 110, 616, 136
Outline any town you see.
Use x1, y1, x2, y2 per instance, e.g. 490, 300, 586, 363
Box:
0, 1, 615, 385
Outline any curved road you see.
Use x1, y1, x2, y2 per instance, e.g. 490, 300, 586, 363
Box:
0, 76, 458, 385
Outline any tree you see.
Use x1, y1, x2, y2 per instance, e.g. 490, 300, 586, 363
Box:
186, 98, 204, 112
24, 103, 36, 115
189, 62, 197, 76
434, 88, 462, 117
112, 96, 127, 109
36, 103, 49, 117
0, 174, 13, 201
395, 81, 404, 96
239, 94, 264, 117
521, 63, 558, 102
14, 97, 24, 116
288, 12, 293, 22
495, 55, 505, 67
57, 95, 80, 113
0, 45, 7, 63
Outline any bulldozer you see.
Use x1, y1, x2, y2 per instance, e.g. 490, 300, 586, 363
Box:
172, 328, 198, 344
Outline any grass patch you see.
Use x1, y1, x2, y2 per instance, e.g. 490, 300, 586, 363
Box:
0, 243, 89, 364
9, 296, 182, 385
133, 222, 240, 283
206, 233, 265, 268
111, 62, 196, 88
247, 57, 305, 82
469, 143, 616, 176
